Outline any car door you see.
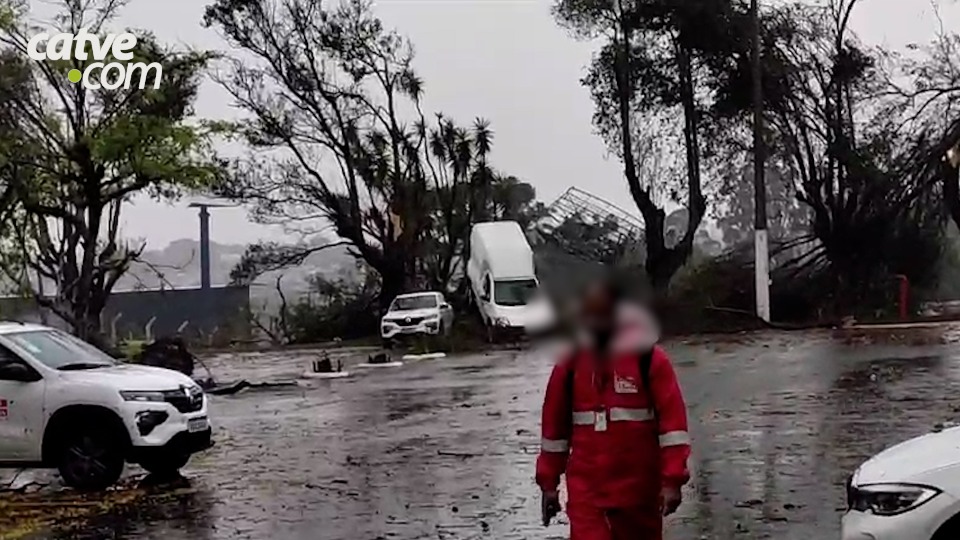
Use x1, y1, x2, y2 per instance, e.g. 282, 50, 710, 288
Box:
0, 345, 45, 462
479, 275, 494, 322
439, 295, 454, 327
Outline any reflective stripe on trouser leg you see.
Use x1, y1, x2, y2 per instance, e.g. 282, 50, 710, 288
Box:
659, 431, 690, 447
541, 438, 570, 453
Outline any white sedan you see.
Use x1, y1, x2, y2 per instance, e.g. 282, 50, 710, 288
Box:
843, 425, 960, 539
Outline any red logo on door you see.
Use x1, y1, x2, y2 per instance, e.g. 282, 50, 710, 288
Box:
0, 399, 7, 418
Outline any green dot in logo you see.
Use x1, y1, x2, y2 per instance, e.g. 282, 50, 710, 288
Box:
67, 69, 82, 84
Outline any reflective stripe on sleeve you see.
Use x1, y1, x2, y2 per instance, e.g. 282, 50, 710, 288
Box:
572, 411, 595, 425
541, 438, 570, 453
659, 431, 691, 447
609, 407, 655, 422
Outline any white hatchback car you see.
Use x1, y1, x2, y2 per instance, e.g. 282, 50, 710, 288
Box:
380, 292, 454, 346
0, 323, 212, 491
843, 425, 960, 540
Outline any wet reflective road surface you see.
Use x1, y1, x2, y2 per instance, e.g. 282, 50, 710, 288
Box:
6, 330, 960, 539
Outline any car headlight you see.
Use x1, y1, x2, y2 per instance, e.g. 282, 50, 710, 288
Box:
120, 390, 166, 402
494, 317, 510, 327
848, 483, 940, 516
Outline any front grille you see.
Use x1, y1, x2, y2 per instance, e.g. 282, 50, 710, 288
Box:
162, 387, 203, 413
396, 316, 425, 327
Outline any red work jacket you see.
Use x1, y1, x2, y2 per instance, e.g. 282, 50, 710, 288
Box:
535, 342, 691, 509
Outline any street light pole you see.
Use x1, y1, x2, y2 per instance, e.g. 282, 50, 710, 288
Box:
198, 205, 211, 290
752, 0, 771, 322
188, 200, 234, 291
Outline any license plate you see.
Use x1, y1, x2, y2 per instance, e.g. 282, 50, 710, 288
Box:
401, 328, 417, 333
188, 417, 209, 433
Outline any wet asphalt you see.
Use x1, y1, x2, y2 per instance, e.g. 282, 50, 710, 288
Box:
8, 329, 960, 539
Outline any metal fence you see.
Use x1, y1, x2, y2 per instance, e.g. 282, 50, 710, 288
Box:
0, 285, 251, 345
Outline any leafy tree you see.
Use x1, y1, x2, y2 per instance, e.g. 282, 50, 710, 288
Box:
878, 13, 960, 232
553, 0, 749, 290
419, 117, 494, 294
713, 0, 949, 311
206, 0, 533, 305
285, 266, 380, 343
489, 175, 546, 230
0, 0, 218, 346
207, 0, 447, 307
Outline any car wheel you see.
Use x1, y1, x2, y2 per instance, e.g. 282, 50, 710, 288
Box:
57, 424, 125, 491
139, 453, 190, 478
434, 322, 451, 351
933, 514, 960, 540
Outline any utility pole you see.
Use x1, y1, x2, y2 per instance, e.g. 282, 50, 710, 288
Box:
198, 205, 211, 289
752, 0, 771, 322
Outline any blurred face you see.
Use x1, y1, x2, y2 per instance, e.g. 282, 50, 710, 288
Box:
579, 282, 616, 349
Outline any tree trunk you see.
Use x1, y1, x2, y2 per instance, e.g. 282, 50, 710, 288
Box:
610, 13, 705, 294
73, 306, 109, 352
643, 41, 706, 293
379, 261, 407, 313
944, 149, 960, 232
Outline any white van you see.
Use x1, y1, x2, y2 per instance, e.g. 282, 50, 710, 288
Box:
467, 222, 555, 340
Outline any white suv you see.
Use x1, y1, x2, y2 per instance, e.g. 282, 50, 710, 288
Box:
0, 323, 212, 491
380, 292, 454, 346
843, 425, 960, 540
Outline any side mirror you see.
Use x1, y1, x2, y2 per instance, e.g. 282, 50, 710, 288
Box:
0, 362, 40, 382
440, 303, 451, 310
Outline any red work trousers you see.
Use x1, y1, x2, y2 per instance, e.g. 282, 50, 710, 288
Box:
567, 502, 663, 540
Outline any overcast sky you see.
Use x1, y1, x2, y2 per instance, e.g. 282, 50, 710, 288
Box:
35, 0, 959, 248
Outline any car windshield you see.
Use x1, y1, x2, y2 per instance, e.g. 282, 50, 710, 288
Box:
391, 295, 438, 311
3, 330, 116, 370
493, 279, 539, 307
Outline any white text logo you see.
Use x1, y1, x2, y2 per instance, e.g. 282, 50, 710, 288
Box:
26, 28, 162, 90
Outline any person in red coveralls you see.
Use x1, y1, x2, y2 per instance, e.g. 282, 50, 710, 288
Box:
536, 280, 691, 540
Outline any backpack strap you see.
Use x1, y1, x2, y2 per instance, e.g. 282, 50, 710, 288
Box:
639, 348, 657, 423
564, 351, 577, 434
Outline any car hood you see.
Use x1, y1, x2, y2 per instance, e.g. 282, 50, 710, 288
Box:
56, 364, 196, 391
383, 308, 438, 321
854, 426, 960, 488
